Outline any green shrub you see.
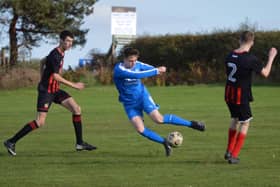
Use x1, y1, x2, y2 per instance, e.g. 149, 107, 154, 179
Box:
125, 30, 280, 84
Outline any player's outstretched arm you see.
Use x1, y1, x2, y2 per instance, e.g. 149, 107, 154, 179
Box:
114, 65, 159, 79
53, 73, 84, 90
261, 47, 278, 78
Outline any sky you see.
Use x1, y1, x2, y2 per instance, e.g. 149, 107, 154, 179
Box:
2, 0, 280, 68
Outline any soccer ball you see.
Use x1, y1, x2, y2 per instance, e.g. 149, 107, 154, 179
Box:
167, 131, 183, 147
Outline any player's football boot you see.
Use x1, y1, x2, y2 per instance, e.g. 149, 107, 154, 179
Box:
228, 157, 240, 164
4, 140, 16, 156
224, 151, 232, 160
190, 121, 206, 131
163, 139, 172, 157
76, 142, 97, 151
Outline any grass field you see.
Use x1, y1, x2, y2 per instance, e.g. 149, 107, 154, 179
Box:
0, 85, 279, 187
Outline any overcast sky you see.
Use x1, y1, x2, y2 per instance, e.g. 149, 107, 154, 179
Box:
2, 0, 280, 67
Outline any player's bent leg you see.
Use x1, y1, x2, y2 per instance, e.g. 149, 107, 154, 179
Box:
131, 116, 172, 156
230, 118, 239, 129
239, 121, 250, 135
61, 97, 81, 114
36, 112, 47, 127
4, 113, 44, 156
61, 97, 97, 151
149, 110, 164, 124
225, 118, 239, 160
229, 122, 249, 163
226, 103, 252, 164
140, 127, 164, 144
228, 121, 250, 164
159, 113, 205, 131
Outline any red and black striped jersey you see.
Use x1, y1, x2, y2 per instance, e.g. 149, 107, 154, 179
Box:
224, 51, 263, 104
39, 47, 64, 93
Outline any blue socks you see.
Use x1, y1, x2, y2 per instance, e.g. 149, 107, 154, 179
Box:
140, 127, 164, 144
163, 114, 192, 127
139, 114, 192, 144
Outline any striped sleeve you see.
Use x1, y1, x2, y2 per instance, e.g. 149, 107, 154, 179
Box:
139, 61, 155, 71
114, 63, 159, 79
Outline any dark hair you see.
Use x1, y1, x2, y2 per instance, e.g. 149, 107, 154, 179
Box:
60, 30, 74, 40
240, 30, 254, 43
123, 47, 140, 58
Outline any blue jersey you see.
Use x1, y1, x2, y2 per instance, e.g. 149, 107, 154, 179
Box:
113, 61, 159, 106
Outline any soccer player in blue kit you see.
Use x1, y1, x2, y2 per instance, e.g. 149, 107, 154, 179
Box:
113, 47, 206, 156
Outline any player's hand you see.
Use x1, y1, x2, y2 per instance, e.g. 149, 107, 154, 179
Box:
73, 82, 85, 90
157, 66, 166, 74
268, 47, 277, 60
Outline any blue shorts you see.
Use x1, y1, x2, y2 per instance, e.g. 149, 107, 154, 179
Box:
124, 95, 159, 120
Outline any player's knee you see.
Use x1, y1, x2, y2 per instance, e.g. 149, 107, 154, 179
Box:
132, 122, 145, 133
242, 122, 250, 128
232, 118, 239, 124
136, 126, 144, 133
230, 118, 239, 128
240, 122, 250, 134
73, 105, 81, 115
153, 115, 164, 124
36, 119, 45, 127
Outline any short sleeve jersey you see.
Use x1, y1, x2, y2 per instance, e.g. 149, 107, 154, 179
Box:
39, 47, 64, 93
224, 51, 263, 104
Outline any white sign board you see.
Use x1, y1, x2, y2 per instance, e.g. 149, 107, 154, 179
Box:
111, 7, 136, 36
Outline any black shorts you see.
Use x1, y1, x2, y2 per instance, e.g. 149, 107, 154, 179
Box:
226, 102, 253, 123
37, 89, 71, 112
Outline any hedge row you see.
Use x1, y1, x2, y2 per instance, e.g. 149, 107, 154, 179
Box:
124, 31, 280, 85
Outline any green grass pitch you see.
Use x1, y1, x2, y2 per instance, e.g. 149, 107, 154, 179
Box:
0, 85, 279, 187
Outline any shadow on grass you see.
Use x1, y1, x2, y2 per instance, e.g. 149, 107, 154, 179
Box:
9, 149, 228, 166
0, 152, 7, 157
